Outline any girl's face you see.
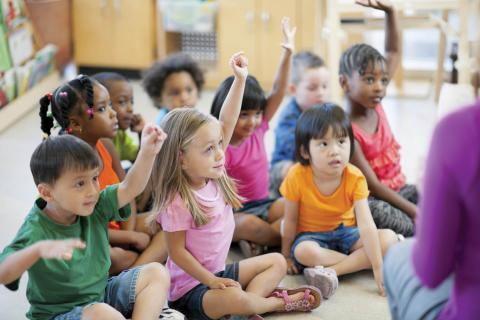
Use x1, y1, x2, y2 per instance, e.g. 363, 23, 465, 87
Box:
108, 80, 134, 130
305, 126, 351, 177
75, 84, 118, 141
345, 62, 389, 109
231, 108, 262, 144
160, 71, 199, 110
181, 120, 225, 189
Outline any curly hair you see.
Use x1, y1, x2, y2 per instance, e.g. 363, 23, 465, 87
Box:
142, 53, 204, 107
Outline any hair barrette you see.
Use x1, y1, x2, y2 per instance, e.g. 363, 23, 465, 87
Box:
65, 127, 73, 134
59, 91, 68, 97
86, 107, 94, 119
46, 93, 52, 101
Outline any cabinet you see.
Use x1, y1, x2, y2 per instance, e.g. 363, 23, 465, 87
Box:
73, 0, 156, 70
209, 0, 321, 89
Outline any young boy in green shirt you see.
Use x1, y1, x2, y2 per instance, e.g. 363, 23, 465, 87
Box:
0, 126, 176, 320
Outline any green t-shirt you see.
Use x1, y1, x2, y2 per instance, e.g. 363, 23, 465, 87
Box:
0, 185, 130, 320
113, 129, 138, 162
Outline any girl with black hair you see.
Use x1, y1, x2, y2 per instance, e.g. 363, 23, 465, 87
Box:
280, 103, 398, 299
210, 17, 295, 258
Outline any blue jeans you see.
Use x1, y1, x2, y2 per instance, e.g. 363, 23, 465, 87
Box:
169, 263, 239, 320
291, 224, 360, 270
384, 240, 452, 320
51, 267, 141, 320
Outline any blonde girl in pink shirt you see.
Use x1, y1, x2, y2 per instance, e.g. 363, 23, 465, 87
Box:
148, 53, 321, 319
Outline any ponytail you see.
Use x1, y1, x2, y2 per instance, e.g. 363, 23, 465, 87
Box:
39, 94, 54, 137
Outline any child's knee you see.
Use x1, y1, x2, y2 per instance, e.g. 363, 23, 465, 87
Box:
81, 303, 124, 320
139, 262, 170, 286
265, 252, 287, 273
378, 229, 398, 254
240, 215, 269, 234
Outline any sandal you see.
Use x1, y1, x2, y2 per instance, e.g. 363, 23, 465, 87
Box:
270, 285, 321, 312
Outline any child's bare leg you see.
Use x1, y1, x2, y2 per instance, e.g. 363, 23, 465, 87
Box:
294, 241, 347, 267
267, 199, 285, 234
330, 229, 397, 276
81, 303, 125, 320
131, 263, 170, 320
233, 213, 280, 246
238, 253, 286, 296
132, 231, 168, 266
202, 286, 311, 319
110, 247, 138, 275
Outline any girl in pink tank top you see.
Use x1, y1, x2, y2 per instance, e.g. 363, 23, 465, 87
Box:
338, 1, 416, 237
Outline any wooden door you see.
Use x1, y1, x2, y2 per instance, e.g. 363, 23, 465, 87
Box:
257, 0, 297, 89
73, 0, 113, 66
111, 0, 156, 69
215, 0, 256, 85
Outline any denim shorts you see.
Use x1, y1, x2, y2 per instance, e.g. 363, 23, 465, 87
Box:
169, 263, 239, 320
50, 266, 141, 320
291, 224, 360, 270
235, 198, 276, 221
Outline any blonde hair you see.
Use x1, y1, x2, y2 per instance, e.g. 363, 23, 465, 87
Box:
149, 108, 242, 227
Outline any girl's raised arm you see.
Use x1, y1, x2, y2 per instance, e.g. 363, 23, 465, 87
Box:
219, 52, 248, 149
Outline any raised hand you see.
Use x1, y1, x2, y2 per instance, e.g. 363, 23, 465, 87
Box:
38, 239, 86, 260
229, 52, 248, 80
130, 113, 145, 133
140, 124, 168, 156
355, 0, 393, 12
207, 276, 241, 290
281, 17, 296, 52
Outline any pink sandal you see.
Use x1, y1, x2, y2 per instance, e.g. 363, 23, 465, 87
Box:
270, 285, 322, 312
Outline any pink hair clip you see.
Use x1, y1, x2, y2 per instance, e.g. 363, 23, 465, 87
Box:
86, 107, 94, 119
46, 93, 52, 101
65, 127, 73, 134
59, 91, 68, 97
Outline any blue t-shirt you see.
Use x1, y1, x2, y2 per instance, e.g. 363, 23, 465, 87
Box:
271, 98, 302, 165
155, 107, 169, 126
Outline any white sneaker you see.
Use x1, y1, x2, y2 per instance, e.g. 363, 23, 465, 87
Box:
303, 266, 338, 299
159, 307, 186, 319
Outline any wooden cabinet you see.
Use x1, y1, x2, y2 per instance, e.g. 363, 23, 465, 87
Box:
73, 0, 156, 70
208, 0, 320, 89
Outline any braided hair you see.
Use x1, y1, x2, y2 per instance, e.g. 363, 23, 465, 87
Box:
39, 75, 97, 137
339, 43, 387, 77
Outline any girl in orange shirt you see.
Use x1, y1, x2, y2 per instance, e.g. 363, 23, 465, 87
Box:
280, 103, 397, 299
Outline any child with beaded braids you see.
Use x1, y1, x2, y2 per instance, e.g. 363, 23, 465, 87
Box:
39, 75, 168, 275
339, 0, 416, 237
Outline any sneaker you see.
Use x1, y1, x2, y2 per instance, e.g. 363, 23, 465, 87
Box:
303, 266, 338, 299
159, 307, 186, 319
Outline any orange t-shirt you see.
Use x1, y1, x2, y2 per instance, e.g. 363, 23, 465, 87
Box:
96, 140, 121, 229
280, 163, 369, 233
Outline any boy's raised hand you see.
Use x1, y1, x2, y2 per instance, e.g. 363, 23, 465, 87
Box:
140, 124, 167, 156
355, 0, 393, 12
229, 52, 248, 80
281, 17, 296, 52
38, 239, 86, 260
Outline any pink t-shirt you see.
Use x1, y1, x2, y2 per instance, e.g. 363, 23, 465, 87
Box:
226, 119, 269, 202
157, 180, 235, 301
351, 105, 406, 191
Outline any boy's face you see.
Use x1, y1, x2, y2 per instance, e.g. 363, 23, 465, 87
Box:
160, 71, 199, 110
292, 66, 330, 112
40, 168, 101, 222
343, 62, 389, 109
232, 109, 262, 143
304, 126, 350, 177
109, 80, 134, 130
